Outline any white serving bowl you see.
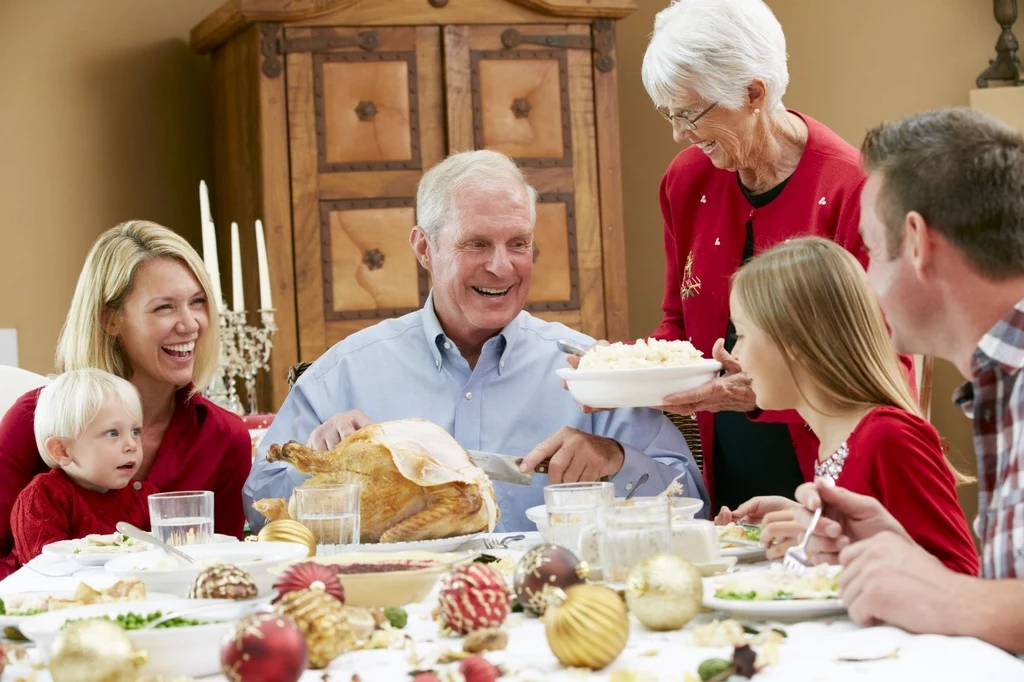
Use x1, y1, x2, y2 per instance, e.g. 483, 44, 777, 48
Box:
19, 597, 264, 678
525, 505, 550, 542
557, 361, 722, 408
670, 497, 705, 521
104, 541, 307, 597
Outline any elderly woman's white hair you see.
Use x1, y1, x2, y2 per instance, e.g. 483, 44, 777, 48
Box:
416, 149, 538, 242
642, 0, 789, 112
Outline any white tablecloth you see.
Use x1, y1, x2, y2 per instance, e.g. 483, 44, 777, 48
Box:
3, 533, 1022, 682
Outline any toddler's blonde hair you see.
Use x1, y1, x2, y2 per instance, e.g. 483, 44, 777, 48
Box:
34, 369, 143, 468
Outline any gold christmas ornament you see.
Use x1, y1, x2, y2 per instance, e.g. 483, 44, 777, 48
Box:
543, 584, 629, 670
625, 554, 703, 631
273, 587, 353, 669
49, 618, 148, 682
257, 519, 316, 557
188, 564, 258, 600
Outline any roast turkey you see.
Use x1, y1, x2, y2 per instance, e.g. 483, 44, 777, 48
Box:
252, 419, 499, 543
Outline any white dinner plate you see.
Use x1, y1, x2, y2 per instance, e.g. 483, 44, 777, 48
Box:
702, 568, 846, 621
42, 534, 239, 565
41, 540, 155, 566
356, 532, 484, 554
720, 543, 767, 562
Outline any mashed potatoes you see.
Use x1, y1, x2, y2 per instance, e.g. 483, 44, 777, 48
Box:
577, 338, 705, 370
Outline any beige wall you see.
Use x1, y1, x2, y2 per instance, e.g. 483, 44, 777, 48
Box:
617, 0, 999, 521
0, 0, 220, 375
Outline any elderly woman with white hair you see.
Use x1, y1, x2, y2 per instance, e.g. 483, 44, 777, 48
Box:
635, 0, 913, 514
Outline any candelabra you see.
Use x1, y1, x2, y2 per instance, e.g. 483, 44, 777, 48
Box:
203, 306, 276, 415
977, 0, 1021, 87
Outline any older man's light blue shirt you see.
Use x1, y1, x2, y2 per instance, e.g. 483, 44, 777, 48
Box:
244, 297, 708, 532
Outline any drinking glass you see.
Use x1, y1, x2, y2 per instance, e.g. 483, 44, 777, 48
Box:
597, 497, 671, 582
295, 484, 361, 556
148, 491, 214, 546
543, 482, 615, 556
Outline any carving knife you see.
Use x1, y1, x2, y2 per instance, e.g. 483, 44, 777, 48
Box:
467, 450, 535, 486
467, 450, 609, 484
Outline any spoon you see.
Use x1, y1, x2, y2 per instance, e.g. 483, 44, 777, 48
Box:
116, 522, 195, 565
624, 473, 649, 500
143, 593, 273, 630
556, 339, 588, 357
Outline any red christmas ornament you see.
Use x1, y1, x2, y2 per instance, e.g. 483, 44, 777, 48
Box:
513, 544, 587, 616
220, 612, 308, 682
460, 654, 502, 682
272, 561, 345, 604
437, 564, 510, 634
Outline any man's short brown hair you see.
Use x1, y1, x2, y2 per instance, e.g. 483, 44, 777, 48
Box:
861, 107, 1024, 280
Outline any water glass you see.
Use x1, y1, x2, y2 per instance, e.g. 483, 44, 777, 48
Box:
543, 482, 615, 555
597, 497, 671, 582
148, 491, 214, 546
295, 484, 361, 556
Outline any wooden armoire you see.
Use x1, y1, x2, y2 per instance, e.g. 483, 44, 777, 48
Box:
191, 0, 637, 410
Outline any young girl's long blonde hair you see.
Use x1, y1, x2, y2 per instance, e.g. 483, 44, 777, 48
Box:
731, 237, 969, 482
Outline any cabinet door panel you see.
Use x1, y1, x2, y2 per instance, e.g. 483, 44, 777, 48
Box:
286, 26, 444, 360
321, 202, 423, 317
444, 24, 605, 338
319, 59, 414, 167
477, 57, 567, 161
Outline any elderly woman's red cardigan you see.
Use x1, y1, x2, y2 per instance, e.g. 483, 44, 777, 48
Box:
652, 111, 914, 504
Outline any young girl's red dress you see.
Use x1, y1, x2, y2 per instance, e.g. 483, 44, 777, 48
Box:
830, 406, 978, 575
10, 468, 160, 564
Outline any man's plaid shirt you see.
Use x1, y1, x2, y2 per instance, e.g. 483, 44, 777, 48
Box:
954, 299, 1024, 579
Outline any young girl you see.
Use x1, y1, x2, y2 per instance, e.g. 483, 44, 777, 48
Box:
11, 368, 159, 564
719, 236, 977, 575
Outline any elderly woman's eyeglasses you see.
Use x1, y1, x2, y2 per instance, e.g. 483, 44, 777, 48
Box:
658, 102, 718, 131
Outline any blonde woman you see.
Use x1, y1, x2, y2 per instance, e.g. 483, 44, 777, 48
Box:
720, 237, 977, 575
0, 221, 251, 577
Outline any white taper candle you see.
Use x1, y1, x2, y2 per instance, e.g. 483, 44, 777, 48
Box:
231, 221, 244, 313
255, 220, 272, 310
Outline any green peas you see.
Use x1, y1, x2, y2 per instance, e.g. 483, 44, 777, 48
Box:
63, 611, 208, 631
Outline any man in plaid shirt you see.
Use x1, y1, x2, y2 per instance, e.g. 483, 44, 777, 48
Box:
788, 108, 1024, 652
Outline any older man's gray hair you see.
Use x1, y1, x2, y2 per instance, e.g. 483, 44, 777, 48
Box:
415, 149, 538, 243
641, 0, 789, 112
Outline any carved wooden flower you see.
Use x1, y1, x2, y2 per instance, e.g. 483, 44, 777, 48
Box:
363, 248, 385, 270
511, 98, 531, 119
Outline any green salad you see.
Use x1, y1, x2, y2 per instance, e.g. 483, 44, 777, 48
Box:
744, 526, 762, 542
63, 611, 209, 631
713, 566, 840, 602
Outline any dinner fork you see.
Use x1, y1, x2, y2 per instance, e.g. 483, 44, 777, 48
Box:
783, 505, 823, 576
23, 562, 95, 579
483, 534, 525, 550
